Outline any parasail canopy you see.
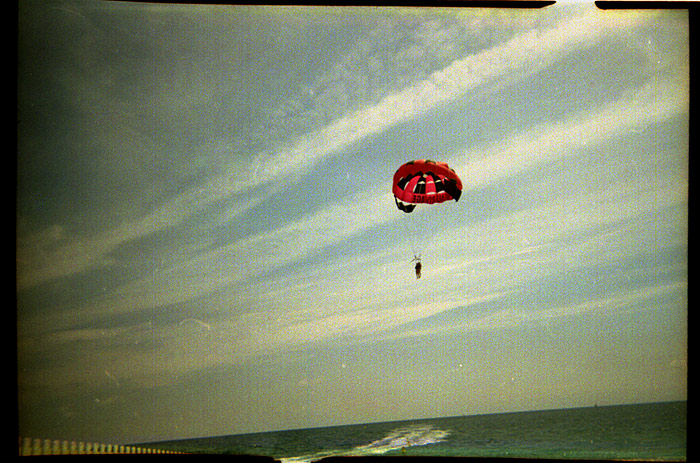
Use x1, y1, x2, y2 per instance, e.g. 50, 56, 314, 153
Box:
392, 159, 463, 213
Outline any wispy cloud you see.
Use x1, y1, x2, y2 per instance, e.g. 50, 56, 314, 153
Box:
231, 82, 688, 358
17, 7, 648, 291
24, 49, 687, 345
375, 281, 687, 344
453, 74, 688, 191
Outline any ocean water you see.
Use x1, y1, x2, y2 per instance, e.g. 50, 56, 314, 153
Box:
142, 401, 686, 461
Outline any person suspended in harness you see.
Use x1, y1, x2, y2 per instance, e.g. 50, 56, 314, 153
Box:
411, 255, 422, 279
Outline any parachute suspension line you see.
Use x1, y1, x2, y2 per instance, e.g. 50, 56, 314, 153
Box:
400, 206, 432, 263
397, 205, 420, 259
414, 206, 437, 259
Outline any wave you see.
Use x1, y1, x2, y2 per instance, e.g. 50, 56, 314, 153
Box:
280, 424, 450, 463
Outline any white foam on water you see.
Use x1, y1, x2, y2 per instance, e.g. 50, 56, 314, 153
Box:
280, 424, 450, 463
357, 424, 450, 455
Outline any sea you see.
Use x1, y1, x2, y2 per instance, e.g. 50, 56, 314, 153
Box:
140, 401, 686, 461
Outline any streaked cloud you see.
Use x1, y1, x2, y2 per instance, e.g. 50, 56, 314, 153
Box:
456, 75, 688, 191
17, 5, 656, 291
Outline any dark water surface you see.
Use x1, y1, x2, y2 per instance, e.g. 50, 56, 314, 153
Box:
141, 401, 686, 461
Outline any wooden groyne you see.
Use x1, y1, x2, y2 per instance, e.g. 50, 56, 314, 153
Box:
19, 437, 184, 455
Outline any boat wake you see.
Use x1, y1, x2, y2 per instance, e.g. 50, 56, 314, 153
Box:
280, 424, 450, 463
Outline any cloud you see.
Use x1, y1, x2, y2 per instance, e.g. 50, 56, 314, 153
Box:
17, 7, 648, 291
453, 74, 688, 191
24, 55, 687, 346
249, 83, 689, 354
19, 4, 687, 386
348, 278, 686, 346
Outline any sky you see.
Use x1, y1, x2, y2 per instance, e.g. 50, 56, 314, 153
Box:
17, 1, 687, 445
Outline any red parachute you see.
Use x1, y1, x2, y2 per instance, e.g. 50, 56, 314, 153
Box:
392, 159, 463, 213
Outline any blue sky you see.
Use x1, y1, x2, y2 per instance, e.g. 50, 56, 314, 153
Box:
18, 2, 687, 444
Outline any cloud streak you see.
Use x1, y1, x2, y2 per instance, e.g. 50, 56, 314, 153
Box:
455, 74, 688, 190
17, 7, 649, 291
24, 51, 687, 346
25, 72, 687, 388
376, 281, 687, 344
